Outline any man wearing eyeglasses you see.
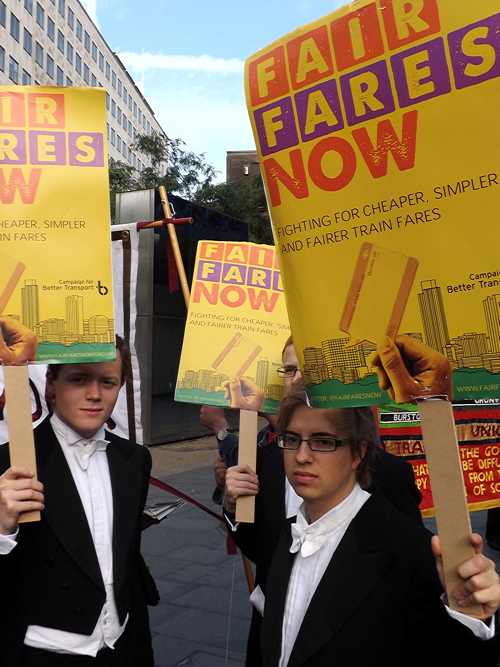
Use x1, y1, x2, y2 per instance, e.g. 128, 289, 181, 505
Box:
210, 336, 422, 666
258, 394, 500, 666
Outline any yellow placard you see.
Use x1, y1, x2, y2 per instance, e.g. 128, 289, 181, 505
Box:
0, 86, 114, 363
245, 0, 500, 407
174, 241, 291, 414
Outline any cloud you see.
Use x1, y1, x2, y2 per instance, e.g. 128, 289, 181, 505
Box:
118, 51, 244, 75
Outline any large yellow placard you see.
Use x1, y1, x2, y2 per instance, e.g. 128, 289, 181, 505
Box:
0, 87, 114, 363
245, 0, 500, 407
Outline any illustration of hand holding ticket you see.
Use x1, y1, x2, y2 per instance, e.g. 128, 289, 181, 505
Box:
341, 242, 479, 614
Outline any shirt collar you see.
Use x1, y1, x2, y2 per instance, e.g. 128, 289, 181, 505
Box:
50, 413, 108, 447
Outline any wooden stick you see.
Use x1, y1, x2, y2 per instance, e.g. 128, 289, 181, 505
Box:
236, 409, 259, 523
157, 185, 191, 310
417, 398, 482, 616
3, 364, 40, 523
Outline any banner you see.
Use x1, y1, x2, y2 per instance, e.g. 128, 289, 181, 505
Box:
175, 241, 290, 414
0, 86, 114, 363
378, 402, 500, 516
0, 222, 142, 445
245, 0, 500, 407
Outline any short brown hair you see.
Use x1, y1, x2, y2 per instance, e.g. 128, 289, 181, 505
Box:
48, 334, 131, 384
277, 386, 377, 489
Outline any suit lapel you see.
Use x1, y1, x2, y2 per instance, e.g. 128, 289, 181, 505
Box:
260, 443, 286, 527
35, 419, 104, 589
264, 495, 396, 667
106, 434, 145, 594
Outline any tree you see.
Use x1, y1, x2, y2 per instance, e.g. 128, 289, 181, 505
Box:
195, 175, 273, 245
109, 132, 273, 244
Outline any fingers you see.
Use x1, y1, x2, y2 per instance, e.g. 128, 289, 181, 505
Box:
374, 337, 418, 403
0, 467, 45, 534
224, 464, 259, 512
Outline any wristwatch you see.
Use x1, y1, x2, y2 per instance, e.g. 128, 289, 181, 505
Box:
216, 428, 229, 442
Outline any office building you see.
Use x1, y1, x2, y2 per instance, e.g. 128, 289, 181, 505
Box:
0, 0, 167, 172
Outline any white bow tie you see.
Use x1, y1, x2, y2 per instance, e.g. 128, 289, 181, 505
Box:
72, 438, 108, 470
290, 523, 327, 557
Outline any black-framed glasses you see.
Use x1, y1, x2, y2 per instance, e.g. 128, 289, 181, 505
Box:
276, 365, 299, 378
276, 434, 351, 452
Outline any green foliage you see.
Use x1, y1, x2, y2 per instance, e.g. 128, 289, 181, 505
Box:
109, 132, 273, 244
195, 175, 273, 245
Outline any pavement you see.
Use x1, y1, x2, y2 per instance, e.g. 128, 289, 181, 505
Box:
143, 437, 500, 667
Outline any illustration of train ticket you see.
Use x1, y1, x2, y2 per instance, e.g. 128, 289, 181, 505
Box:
212, 333, 263, 378
340, 243, 418, 347
0, 250, 25, 314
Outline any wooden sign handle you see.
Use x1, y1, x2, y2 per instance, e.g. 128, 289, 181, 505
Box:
157, 185, 191, 309
417, 398, 482, 616
236, 409, 259, 523
3, 364, 40, 523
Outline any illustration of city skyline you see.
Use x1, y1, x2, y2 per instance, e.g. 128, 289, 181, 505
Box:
5, 278, 114, 345
301, 278, 500, 386
177, 354, 284, 402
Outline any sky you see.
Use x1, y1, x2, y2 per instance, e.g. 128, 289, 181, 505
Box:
80, 0, 346, 180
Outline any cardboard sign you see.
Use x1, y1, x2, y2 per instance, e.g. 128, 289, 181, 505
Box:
0, 87, 115, 364
175, 241, 290, 414
245, 0, 500, 408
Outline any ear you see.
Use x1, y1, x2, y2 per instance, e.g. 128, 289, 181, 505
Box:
351, 440, 367, 470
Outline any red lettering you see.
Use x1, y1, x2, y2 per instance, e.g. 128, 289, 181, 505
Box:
0, 167, 42, 204
220, 286, 246, 308
263, 149, 309, 207
247, 289, 279, 312
192, 281, 218, 305
308, 136, 357, 191
352, 110, 418, 178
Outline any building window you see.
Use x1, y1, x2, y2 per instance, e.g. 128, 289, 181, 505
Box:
110, 129, 115, 146
58, 0, 64, 18
9, 56, 19, 83
133, 101, 137, 118
106, 92, 110, 109
117, 136, 121, 152
91, 73, 96, 87
75, 53, 81, 74
24, 0, 33, 15
46, 54, 54, 78
67, 6, 73, 29
92, 42, 97, 61
47, 16, 54, 40
112, 70, 116, 88
122, 143, 127, 158
84, 31, 90, 51
0, 2, 6, 27
118, 80, 122, 97
35, 42, 43, 66
105, 61, 110, 79
123, 87, 127, 104
56, 66, 63, 86
23, 28, 32, 55
128, 120, 132, 136
10, 13, 20, 41
57, 30, 64, 52
0, 47, 4, 72
138, 109, 142, 124
66, 76, 72, 86
111, 99, 116, 117
22, 69, 31, 84
128, 96, 133, 111
67, 41, 73, 63
35, 2, 44, 26
76, 19, 82, 41
122, 114, 127, 130
117, 108, 122, 123
83, 63, 89, 84
99, 52, 104, 71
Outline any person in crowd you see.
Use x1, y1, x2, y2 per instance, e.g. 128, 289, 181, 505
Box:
257, 391, 500, 666
0, 336, 155, 666
204, 336, 422, 665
